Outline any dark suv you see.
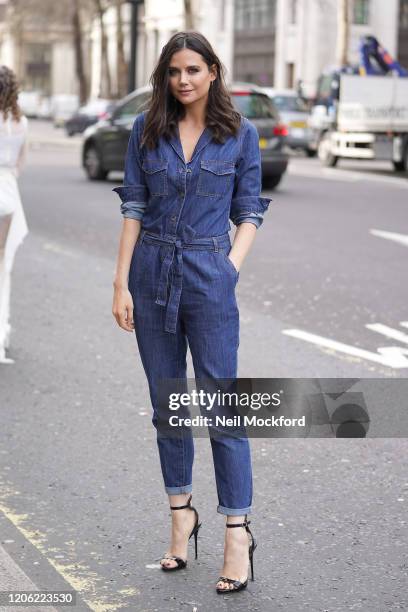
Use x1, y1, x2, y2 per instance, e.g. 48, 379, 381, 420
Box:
82, 83, 288, 189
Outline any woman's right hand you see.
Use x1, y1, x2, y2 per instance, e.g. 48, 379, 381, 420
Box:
112, 286, 135, 332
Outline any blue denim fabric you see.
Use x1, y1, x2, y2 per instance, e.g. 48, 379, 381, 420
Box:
113, 111, 271, 514
113, 110, 271, 233
114, 200, 263, 228
129, 230, 252, 514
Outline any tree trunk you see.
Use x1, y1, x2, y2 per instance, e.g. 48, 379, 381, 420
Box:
336, 0, 350, 67
184, 0, 194, 30
72, 0, 88, 104
115, 0, 128, 97
94, 0, 112, 98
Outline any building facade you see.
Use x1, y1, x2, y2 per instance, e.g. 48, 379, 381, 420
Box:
398, 0, 408, 68
0, 0, 78, 96
1, 0, 405, 103
87, 0, 234, 98
140, 0, 234, 87
232, 0, 403, 97
232, 0, 277, 85
273, 0, 401, 97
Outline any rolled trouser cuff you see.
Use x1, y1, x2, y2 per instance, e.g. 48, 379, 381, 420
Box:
217, 505, 252, 516
165, 484, 193, 494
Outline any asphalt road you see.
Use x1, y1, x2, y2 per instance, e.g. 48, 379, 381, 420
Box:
0, 121, 407, 611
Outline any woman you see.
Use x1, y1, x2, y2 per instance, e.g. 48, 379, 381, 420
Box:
112, 31, 271, 593
0, 66, 28, 364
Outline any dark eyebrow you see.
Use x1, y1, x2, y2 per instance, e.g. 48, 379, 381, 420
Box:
168, 65, 201, 70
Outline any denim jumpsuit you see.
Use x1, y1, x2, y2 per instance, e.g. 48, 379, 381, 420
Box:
113, 110, 271, 515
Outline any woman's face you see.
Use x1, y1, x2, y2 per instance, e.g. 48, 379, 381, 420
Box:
167, 48, 216, 106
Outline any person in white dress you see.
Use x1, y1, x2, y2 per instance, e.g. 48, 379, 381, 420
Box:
0, 65, 28, 364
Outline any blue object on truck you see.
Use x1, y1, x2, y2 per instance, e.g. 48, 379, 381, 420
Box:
359, 35, 408, 77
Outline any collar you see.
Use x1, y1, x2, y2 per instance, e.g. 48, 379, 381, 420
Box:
167, 124, 213, 164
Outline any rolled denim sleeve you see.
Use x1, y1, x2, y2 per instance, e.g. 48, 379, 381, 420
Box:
112, 112, 148, 220
232, 212, 264, 228
230, 119, 272, 229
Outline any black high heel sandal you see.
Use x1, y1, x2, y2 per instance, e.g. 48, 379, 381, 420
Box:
160, 493, 202, 572
216, 515, 257, 593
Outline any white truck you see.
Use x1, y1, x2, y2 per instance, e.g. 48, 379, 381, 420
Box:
310, 73, 408, 171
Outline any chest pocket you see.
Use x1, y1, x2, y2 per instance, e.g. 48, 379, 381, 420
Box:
196, 160, 235, 197
142, 158, 168, 196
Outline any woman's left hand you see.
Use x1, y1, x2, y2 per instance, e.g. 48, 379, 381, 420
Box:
228, 254, 240, 273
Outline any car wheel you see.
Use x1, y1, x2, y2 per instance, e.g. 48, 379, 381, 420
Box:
262, 174, 283, 190
84, 145, 108, 181
305, 148, 317, 158
318, 132, 338, 167
393, 160, 405, 172
393, 138, 408, 172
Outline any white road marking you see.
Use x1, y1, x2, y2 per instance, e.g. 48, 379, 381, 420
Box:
42, 242, 78, 258
370, 229, 408, 247
288, 162, 408, 189
0, 544, 58, 611
287, 164, 359, 182
366, 323, 408, 344
282, 328, 408, 368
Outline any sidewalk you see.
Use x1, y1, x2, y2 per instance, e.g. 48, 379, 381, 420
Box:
0, 544, 57, 612
26, 120, 82, 150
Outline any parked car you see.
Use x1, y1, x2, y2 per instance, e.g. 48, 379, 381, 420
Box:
51, 95, 79, 127
65, 99, 116, 136
230, 82, 289, 188
82, 83, 288, 188
82, 86, 152, 181
18, 91, 43, 118
263, 87, 316, 157
37, 96, 52, 119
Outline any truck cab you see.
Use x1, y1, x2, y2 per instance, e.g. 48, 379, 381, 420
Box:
310, 37, 408, 172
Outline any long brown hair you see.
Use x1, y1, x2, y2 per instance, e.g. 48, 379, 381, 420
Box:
0, 66, 22, 122
141, 31, 241, 150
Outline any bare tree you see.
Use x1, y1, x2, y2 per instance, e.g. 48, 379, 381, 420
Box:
184, 0, 194, 29
115, 0, 128, 97
72, 0, 89, 104
93, 0, 112, 98
336, 0, 350, 66
8, 0, 128, 100
8, 0, 88, 94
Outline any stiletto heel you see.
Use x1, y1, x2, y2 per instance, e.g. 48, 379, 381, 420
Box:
249, 535, 257, 581
193, 524, 201, 559
160, 493, 201, 572
216, 515, 256, 593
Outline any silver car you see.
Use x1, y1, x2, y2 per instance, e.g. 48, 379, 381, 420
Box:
263, 88, 315, 157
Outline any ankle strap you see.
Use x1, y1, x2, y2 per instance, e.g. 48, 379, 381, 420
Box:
226, 514, 251, 528
170, 493, 192, 510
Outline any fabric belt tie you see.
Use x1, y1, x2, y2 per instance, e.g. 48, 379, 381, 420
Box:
139, 230, 229, 334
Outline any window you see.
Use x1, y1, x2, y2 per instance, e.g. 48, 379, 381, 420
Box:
153, 29, 159, 60
24, 43, 51, 94
289, 0, 298, 25
353, 0, 370, 25
116, 92, 151, 120
231, 93, 278, 119
273, 95, 308, 113
400, 0, 408, 29
234, 0, 276, 31
286, 62, 295, 88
